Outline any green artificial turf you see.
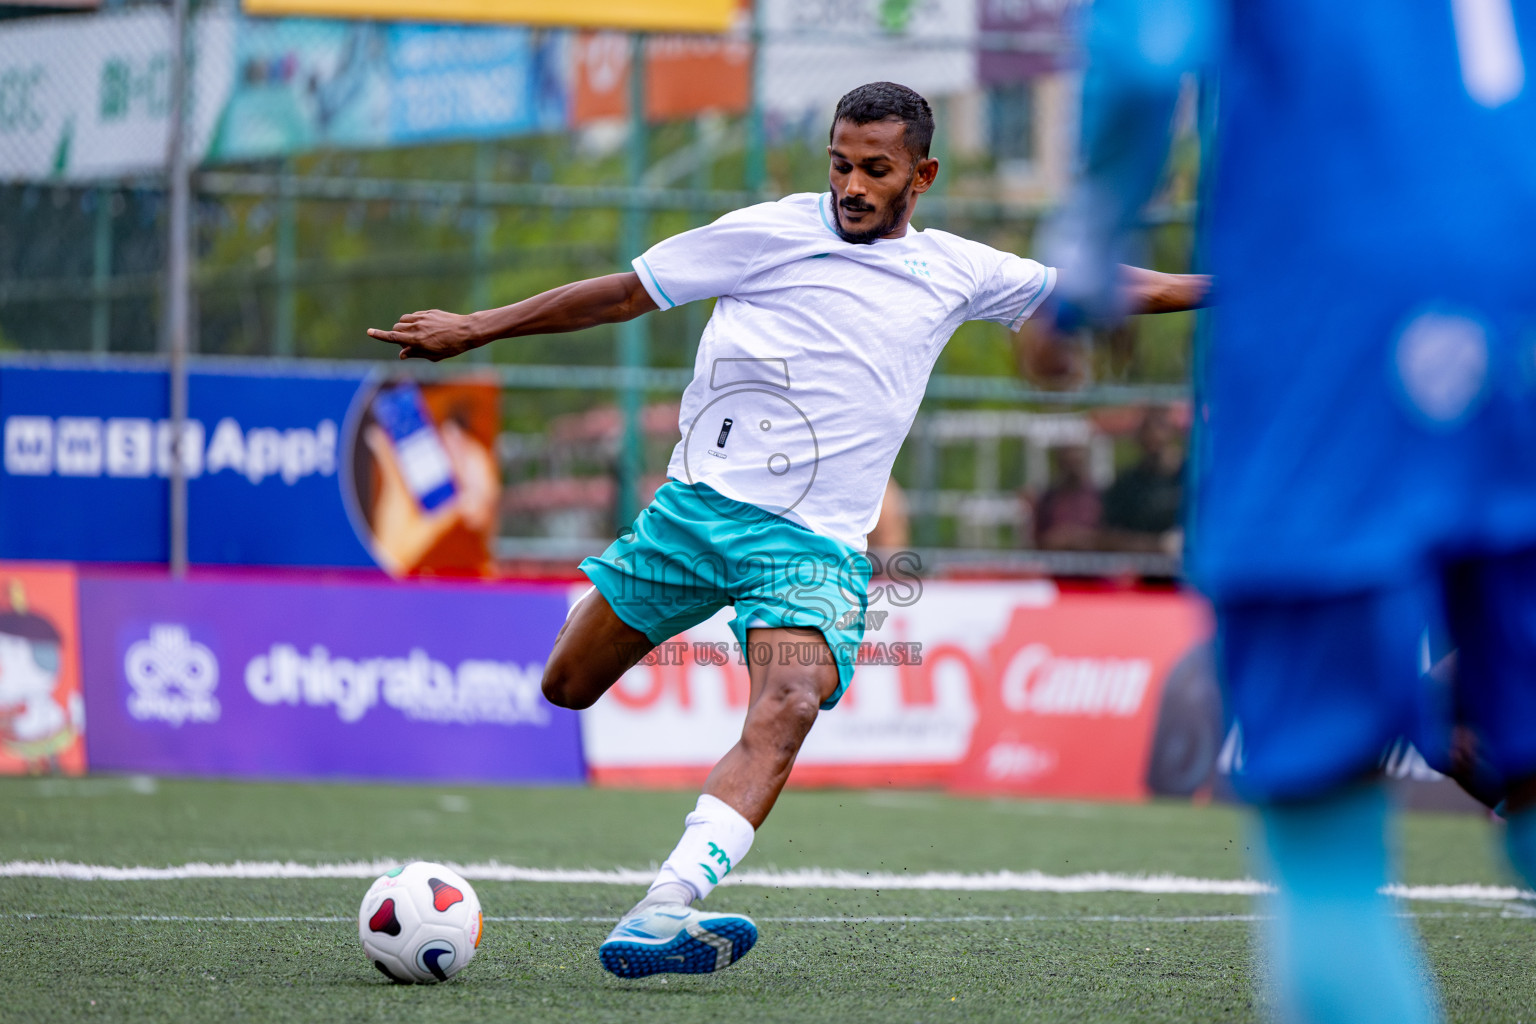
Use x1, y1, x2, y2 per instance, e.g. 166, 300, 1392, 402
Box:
1, 777, 1532, 1023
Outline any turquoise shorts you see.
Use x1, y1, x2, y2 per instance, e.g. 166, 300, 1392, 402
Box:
579, 480, 871, 709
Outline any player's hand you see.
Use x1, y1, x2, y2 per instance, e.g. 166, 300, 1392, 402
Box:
1125, 270, 1214, 315
367, 310, 478, 361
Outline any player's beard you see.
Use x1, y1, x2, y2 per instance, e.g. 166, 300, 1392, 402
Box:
834, 168, 916, 245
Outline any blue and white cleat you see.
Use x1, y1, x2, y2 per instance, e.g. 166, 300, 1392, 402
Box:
598, 903, 758, 978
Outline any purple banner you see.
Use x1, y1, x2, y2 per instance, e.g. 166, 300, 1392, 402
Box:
979, 0, 1082, 84
79, 572, 584, 783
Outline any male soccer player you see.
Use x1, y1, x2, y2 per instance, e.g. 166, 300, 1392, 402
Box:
369, 81, 1207, 978
1038, 2, 1536, 1021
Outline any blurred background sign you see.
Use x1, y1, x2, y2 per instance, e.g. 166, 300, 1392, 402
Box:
240, 0, 737, 33
0, 362, 501, 576
205, 21, 568, 162
572, 27, 750, 124
0, 362, 372, 566
79, 572, 581, 782
580, 581, 1221, 801
0, 9, 232, 181
760, 0, 979, 122
0, 563, 85, 776
979, 0, 1082, 84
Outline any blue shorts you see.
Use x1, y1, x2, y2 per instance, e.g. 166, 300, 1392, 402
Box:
1217, 547, 1536, 802
578, 480, 871, 709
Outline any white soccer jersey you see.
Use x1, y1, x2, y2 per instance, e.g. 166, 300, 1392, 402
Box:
634, 191, 1055, 551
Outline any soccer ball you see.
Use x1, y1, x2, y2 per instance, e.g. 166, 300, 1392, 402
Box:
358, 861, 483, 984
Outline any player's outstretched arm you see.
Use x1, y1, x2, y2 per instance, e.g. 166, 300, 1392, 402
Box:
1120, 265, 1212, 315
366, 271, 659, 361
1018, 265, 1212, 387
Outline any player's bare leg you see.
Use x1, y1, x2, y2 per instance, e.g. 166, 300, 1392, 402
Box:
700, 626, 837, 827
540, 587, 653, 711
599, 626, 840, 978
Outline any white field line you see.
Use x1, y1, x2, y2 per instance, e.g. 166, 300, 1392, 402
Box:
0, 911, 1518, 925
5, 913, 1259, 925
0, 861, 1531, 903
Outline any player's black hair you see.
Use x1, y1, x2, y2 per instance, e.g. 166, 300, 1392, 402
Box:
830, 82, 935, 162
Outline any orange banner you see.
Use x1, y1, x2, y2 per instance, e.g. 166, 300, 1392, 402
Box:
572, 25, 751, 125
0, 563, 85, 775
243, 0, 736, 33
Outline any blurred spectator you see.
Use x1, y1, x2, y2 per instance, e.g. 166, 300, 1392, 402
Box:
1101, 406, 1184, 554
1033, 444, 1103, 550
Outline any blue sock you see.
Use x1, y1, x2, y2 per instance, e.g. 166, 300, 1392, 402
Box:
1505, 808, 1536, 890
1256, 783, 1441, 1024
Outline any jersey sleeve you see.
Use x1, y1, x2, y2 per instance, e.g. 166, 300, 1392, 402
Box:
631, 204, 779, 310
966, 252, 1058, 330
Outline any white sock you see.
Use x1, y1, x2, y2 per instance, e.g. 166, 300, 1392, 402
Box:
644, 794, 755, 906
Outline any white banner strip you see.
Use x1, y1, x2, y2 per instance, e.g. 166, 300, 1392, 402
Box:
1, 860, 1530, 902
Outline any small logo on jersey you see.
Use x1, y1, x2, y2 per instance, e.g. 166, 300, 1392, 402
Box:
715, 418, 734, 448
1394, 311, 1489, 425
904, 259, 931, 278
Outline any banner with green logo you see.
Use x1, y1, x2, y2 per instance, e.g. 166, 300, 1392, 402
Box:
760, 0, 979, 120
0, 9, 233, 182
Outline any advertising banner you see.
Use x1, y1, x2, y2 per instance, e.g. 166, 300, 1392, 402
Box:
0, 9, 233, 182
242, 0, 738, 34
0, 361, 499, 574
0, 10, 566, 182
978, 0, 1082, 85
204, 21, 568, 163
945, 590, 1210, 799
579, 581, 1214, 798
0, 562, 85, 775
571, 25, 750, 125
78, 572, 582, 782
760, 0, 979, 121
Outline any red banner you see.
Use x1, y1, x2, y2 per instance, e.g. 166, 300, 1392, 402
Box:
947, 591, 1210, 799
572, 24, 751, 125
579, 582, 1214, 800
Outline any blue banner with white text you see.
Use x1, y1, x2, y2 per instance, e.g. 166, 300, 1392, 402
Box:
0, 362, 376, 567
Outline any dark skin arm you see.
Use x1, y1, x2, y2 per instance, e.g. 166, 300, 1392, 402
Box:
1018, 265, 1212, 386
368, 264, 1205, 363
1119, 265, 1212, 314
366, 271, 659, 361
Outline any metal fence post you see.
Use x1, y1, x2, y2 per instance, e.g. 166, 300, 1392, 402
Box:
745, 2, 766, 195
684, 114, 710, 348
615, 32, 649, 531
274, 157, 296, 356
469, 140, 494, 363
91, 186, 112, 354
165, 0, 192, 577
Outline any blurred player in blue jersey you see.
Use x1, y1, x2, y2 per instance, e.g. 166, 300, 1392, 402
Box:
1036, 1, 1536, 1020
